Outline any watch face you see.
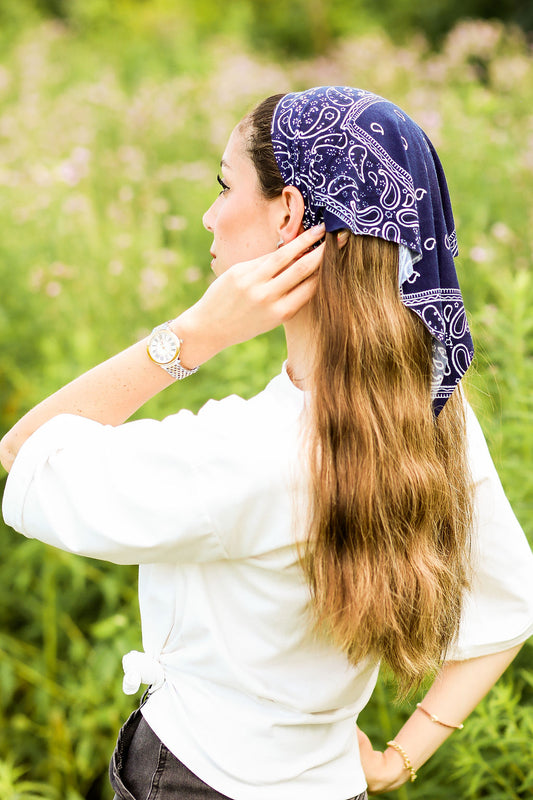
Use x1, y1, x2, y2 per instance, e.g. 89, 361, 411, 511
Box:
148, 329, 179, 365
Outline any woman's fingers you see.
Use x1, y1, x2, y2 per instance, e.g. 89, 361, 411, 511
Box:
258, 223, 326, 280
271, 240, 325, 296
274, 271, 320, 323
356, 726, 374, 754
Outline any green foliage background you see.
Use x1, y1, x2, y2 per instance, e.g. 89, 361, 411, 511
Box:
0, 3, 532, 798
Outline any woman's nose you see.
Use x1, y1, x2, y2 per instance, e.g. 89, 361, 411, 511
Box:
202, 200, 217, 233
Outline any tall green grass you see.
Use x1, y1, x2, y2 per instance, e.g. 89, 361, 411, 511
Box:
0, 15, 531, 799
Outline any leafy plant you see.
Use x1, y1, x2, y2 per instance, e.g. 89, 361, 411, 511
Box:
0, 756, 58, 799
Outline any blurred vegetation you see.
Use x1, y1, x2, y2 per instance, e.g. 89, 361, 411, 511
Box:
1, 0, 533, 57
0, 3, 532, 799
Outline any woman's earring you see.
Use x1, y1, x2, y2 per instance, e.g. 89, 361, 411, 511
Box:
277, 238, 284, 249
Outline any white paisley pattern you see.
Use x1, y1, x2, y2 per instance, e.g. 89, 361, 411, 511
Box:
271, 86, 474, 413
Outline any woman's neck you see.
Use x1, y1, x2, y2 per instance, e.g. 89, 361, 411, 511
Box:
283, 305, 314, 391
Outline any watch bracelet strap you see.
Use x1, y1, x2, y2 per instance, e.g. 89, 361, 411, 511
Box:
162, 360, 199, 380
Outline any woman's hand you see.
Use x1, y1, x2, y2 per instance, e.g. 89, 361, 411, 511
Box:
175, 224, 325, 368
357, 727, 408, 795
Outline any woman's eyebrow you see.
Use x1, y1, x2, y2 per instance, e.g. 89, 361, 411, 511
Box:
220, 159, 232, 170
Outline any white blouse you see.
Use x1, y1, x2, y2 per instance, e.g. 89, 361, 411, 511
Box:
3, 365, 533, 800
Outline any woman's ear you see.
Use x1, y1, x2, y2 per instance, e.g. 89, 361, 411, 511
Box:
277, 186, 305, 243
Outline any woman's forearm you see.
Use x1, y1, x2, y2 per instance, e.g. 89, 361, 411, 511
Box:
0, 333, 170, 473
0, 304, 231, 472
394, 644, 523, 773
359, 642, 524, 793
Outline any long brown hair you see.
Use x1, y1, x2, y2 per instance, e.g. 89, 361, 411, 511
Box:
244, 96, 473, 697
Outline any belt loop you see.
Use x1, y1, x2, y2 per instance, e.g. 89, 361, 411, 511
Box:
140, 687, 151, 708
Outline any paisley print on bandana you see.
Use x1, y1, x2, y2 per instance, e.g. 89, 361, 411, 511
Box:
271, 86, 474, 414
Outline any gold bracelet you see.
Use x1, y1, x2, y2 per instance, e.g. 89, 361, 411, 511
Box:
416, 703, 464, 730
386, 740, 418, 783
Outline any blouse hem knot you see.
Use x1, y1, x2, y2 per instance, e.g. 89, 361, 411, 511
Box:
122, 650, 165, 695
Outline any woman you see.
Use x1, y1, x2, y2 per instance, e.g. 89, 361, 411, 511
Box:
2, 86, 533, 799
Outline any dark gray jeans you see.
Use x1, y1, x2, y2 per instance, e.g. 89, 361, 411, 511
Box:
109, 707, 368, 800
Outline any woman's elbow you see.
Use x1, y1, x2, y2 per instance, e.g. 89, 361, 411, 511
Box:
0, 433, 17, 473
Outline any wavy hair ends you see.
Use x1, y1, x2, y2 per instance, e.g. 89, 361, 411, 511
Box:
244, 96, 474, 698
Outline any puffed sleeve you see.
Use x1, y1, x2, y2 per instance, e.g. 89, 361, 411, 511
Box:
2, 411, 228, 565
446, 402, 533, 660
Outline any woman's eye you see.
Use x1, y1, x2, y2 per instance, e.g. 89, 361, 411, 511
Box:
217, 174, 229, 194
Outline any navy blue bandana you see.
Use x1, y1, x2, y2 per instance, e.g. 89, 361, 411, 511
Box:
270, 86, 474, 413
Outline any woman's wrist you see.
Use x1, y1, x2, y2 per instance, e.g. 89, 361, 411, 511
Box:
170, 306, 221, 370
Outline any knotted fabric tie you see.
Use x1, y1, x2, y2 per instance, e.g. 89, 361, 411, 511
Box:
122, 650, 165, 696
